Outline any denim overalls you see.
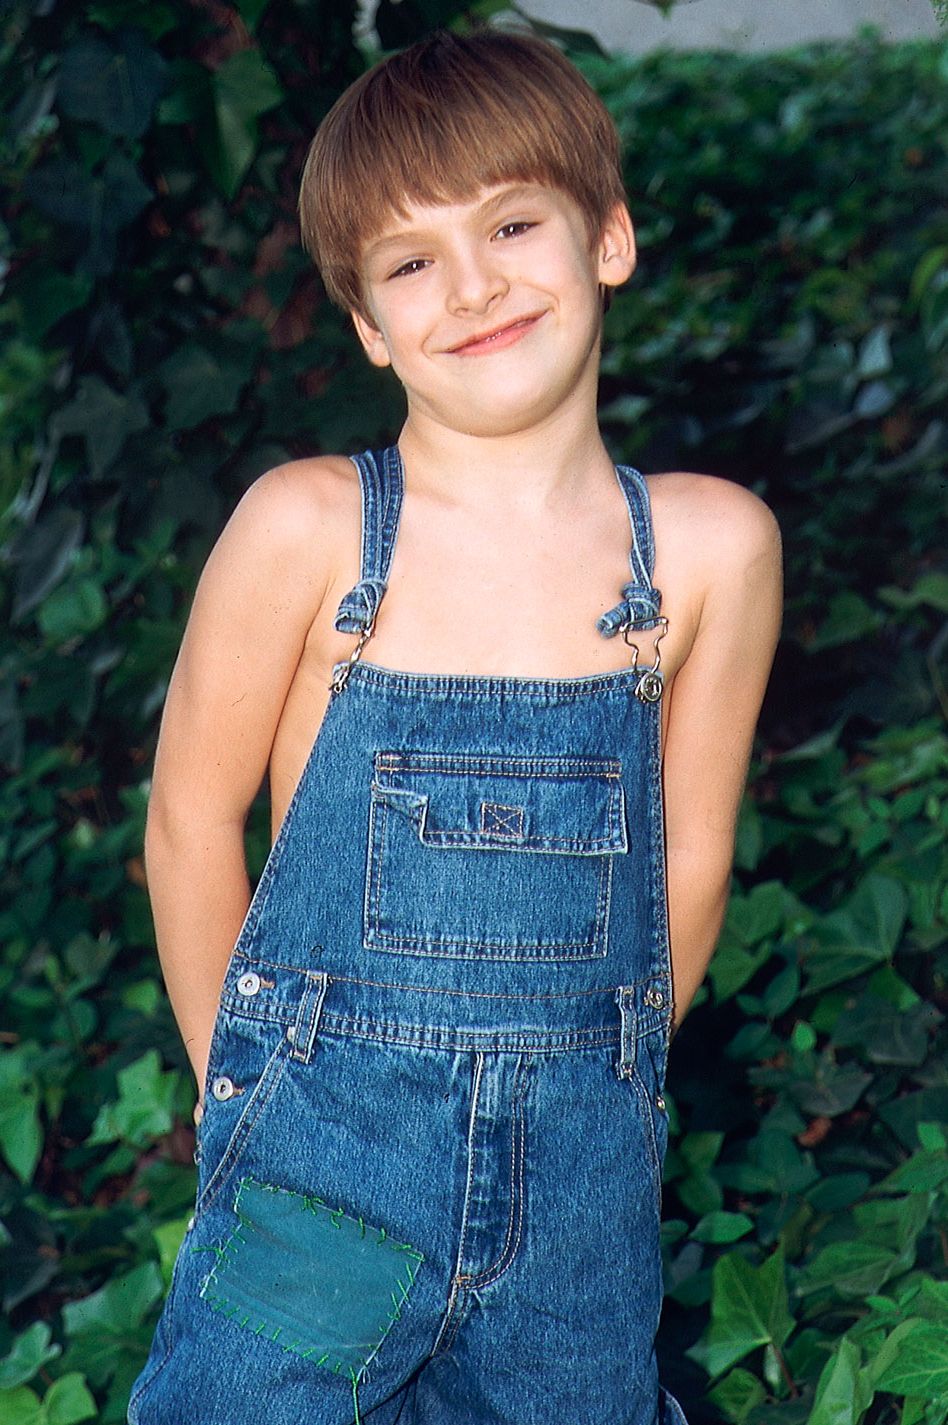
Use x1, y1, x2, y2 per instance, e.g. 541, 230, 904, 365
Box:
128, 445, 687, 1425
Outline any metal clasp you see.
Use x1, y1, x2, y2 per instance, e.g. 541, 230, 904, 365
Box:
623, 615, 669, 704
329, 620, 375, 695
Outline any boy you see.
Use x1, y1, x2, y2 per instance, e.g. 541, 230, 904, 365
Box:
129, 28, 781, 1425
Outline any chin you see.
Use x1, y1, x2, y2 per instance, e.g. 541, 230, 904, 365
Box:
450, 386, 572, 439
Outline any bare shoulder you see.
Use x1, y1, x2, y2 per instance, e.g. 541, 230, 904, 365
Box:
646, 470, 781, 609
198, 454, 359, 599
225, 453, 360, 553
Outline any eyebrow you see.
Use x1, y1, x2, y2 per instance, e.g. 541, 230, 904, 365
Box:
363, 184, 545, 262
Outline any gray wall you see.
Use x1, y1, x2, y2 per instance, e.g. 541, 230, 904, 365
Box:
517, 0, 940, 52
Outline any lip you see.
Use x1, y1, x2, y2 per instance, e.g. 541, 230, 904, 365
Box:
446, 312, 546, 356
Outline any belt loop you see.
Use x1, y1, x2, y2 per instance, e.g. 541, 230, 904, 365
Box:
614, 986, 637, 1080
290, 972, 328, 1064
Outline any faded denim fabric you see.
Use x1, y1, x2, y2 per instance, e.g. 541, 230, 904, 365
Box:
128, 446, 688, 1425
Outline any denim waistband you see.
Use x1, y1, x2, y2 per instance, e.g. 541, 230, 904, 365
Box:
222, 951, 672, 1054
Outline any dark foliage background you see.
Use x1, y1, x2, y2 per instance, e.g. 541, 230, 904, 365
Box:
0, 1, 946, 1420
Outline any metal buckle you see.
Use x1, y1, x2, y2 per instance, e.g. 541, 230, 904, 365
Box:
623, 615, 668, 704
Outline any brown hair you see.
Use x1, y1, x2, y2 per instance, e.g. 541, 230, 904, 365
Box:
298, 29, 627, 315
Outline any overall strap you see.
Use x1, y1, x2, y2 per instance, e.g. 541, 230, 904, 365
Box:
597, 463, 663, 638
334, 446, 405, 635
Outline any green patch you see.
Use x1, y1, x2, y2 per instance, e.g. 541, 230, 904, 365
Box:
200, 1179, 423, 1389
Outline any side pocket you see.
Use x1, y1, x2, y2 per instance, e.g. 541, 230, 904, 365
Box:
193, 954, 324, 1223
194, 1025, 290, 1225
630, 1028, 671, 1201
615, 983, 672, 1203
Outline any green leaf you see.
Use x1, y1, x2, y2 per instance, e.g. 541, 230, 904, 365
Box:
909, 246, 948, 305
44, 1374, 97, 1425
201, 50, 284, 198
58, 30, 168, 138
725, 881, 786, 945
798, 1240, 904, 1299
880, 572, 948, 614
158, 340, 257, 430
916, 1280, 948, 1324
61, 1264, 162, 1390
809, 591, 881, 652
153, 1215, 190, 1289
880, 1089, 948, 1151
7, 508, 84, 623
87, 1050, 178, 1149
689, 1246, 793, 1379
806, 1172, 871, 1213
875, 1321, 948, 1397
54, 376, 150, 479
23, 153, 154, 275
708, 941, 771, 1002
0, 1386, 44, 1425
0, 1324, 60, 1390
874, 1150, 948, 1195
0, 1372, 97, 1425
691, 1212, 754, 1245
918, 1122, 948, 1151
37, 579, 108, 644
9, 267, 95, 341
707, 1366, 766, 1424
856, 325, 892, 380
791, 1021, 817, 1052
62, 1261, 163, 1339
808, 1337, 874, 1425
804, 874, 907, 991
0, 1049, 42, 1184
235, 0, 271, 28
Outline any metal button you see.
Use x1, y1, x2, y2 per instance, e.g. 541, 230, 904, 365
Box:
237, 971, 261, 997
644, 986, 665, 1009
211, 1075, 235, 1102
656, 1094, 666, 1112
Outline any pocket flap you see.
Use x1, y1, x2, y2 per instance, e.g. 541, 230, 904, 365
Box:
372, 752, 627, 856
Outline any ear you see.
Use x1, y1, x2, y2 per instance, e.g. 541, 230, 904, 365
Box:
350, 307, 392, 368
597, 202, 636, 290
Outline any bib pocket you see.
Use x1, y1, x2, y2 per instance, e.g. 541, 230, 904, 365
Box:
364, 752, 628, 961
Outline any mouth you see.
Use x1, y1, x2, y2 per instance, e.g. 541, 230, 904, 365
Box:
446, 312, 545, 356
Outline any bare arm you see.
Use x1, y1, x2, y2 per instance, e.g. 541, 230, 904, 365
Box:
659, 478, 783, 1026
145, 465, 333, 1097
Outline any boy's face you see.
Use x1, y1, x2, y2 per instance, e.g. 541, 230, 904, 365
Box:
350, 183, 635, 440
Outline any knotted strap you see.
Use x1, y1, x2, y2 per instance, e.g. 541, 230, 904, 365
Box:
334, 576, 387, 636
597, 464, 663, 637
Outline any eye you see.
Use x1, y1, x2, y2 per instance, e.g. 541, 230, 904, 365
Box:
389, 257, 430, 279
494, 221, 534, 240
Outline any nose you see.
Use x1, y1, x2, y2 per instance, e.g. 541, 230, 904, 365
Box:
444, 245, 509, 316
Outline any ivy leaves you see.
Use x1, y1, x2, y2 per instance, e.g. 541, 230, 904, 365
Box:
2, 8, 947, 1424
57, 29, 168, 139
158, 50, 283, 198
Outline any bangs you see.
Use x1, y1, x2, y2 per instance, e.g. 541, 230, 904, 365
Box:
299, 31, 626, 314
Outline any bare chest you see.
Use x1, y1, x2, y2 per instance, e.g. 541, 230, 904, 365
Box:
268, 485, 696, 831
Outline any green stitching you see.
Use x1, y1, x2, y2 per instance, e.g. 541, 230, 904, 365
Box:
201, 1176, 425, 1393
203, 1294, 349, 1376
350, 1366, 364, 1425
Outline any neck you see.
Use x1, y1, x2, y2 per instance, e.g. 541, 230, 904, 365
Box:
397, 391, 616, 516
